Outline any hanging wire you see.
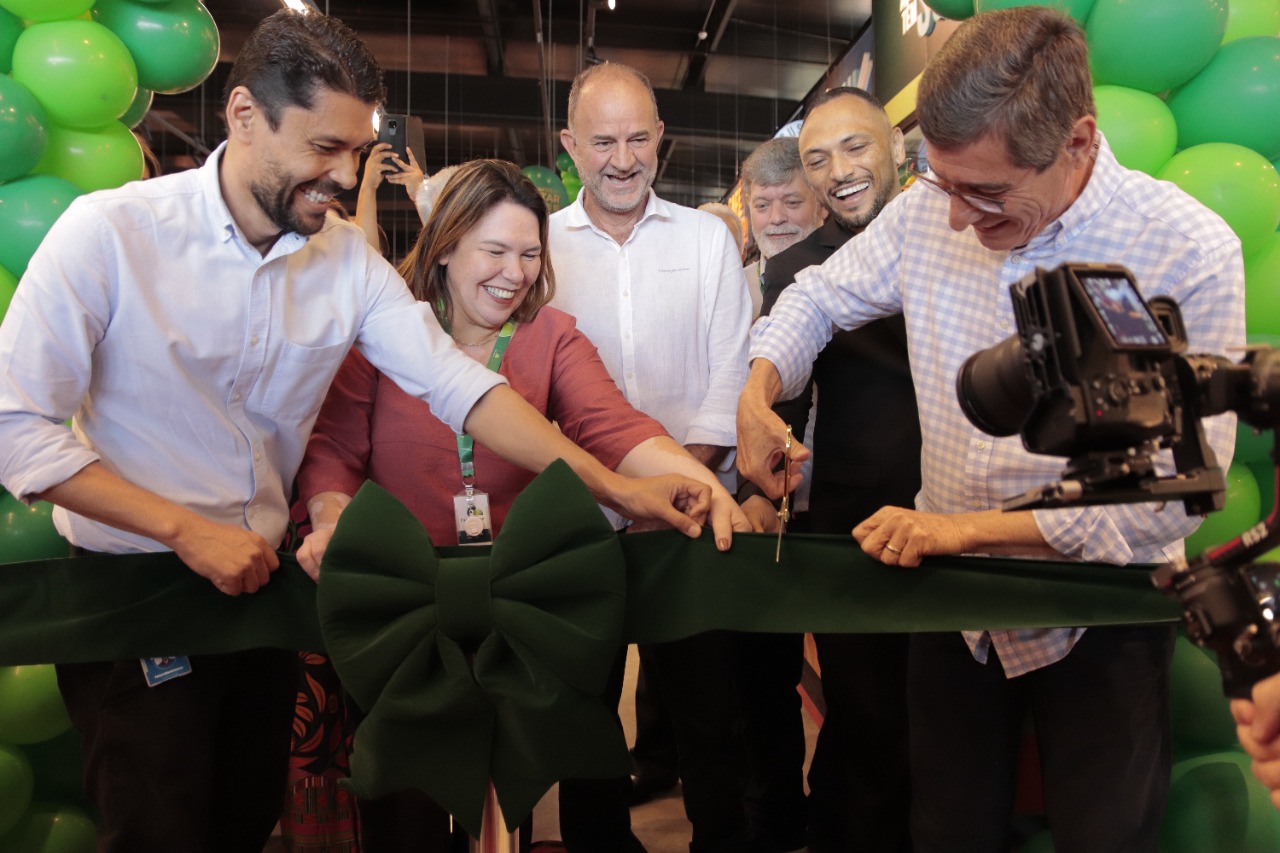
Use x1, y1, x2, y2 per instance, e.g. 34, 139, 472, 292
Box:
444, 35, 451, 167
825, 0, 832, 69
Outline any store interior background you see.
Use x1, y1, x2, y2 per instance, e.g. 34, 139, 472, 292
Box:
5, 0, 1280, 849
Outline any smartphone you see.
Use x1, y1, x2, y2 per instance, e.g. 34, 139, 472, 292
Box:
375, 112, 424, 174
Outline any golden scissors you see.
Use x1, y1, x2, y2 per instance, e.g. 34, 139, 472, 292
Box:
775, 426, 792, 564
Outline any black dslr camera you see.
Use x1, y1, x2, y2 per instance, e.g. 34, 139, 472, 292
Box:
957, 262, 1280, 698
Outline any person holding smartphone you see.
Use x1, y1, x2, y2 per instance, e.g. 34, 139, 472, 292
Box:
355, 141, 427, 252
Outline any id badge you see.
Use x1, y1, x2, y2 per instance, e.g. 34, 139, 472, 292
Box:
454, 489, 494, 545
140, 655, 192, 687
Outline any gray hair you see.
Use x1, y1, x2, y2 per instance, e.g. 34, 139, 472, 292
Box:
566, 62, 660, 132
741, 138, 803, 196
917, 6, 1094, 171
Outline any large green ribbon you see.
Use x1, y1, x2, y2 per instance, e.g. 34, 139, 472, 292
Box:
318, 466, 630, 835
0, 460, 1181, 835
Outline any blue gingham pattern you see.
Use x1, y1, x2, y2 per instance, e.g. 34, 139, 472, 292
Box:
751, 135, 1245, 676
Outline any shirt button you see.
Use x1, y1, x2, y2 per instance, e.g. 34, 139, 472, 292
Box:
622, 290, 629, 298
232, 393, 241, 402
250, 335, 260, 346
625, 371, 634, 379
623, 332, 631, 340
999, 320, 1010, 331
975, 440, 987, 449
1011, 255, 1023, 264
969, 500, 982, 509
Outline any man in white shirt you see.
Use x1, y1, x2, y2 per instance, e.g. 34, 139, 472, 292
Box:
549, 62, 753, 853
740, 137, 825, 319
0, 14, 725, 852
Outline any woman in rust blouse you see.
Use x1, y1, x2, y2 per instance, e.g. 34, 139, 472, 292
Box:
294, 159, 744, 852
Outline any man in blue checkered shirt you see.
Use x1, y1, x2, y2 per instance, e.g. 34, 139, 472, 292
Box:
738, 7, 1244, 853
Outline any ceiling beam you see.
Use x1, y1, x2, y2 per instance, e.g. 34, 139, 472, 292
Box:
681, 0, 738, 91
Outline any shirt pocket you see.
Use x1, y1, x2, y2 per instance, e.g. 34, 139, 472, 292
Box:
257, 340, 350, 422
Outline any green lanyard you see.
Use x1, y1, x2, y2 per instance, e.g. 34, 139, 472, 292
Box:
454, 321, 515, 487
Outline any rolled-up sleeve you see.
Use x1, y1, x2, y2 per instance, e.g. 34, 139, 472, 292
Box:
0, 199, 106, 502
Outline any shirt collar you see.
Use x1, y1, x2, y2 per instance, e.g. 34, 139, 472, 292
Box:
199, 141, 308, 258
1021, 131, 1118, 257
561, 189, 670, 240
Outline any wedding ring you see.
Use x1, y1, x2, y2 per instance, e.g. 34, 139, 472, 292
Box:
885, 543, 902, 555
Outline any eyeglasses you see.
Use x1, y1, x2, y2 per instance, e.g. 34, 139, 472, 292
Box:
908, 152, 1006, 215
775, 426, 792, 564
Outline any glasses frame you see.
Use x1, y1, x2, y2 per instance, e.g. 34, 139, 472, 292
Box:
908, 153, 1007, 215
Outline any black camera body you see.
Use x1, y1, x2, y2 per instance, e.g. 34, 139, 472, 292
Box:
959, 263, 1177, 457
957, 261, 1280, 697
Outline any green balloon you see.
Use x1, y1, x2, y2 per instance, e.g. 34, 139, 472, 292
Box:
119, 87, 152, 130
0, 174, 81, 277
1249, 452, 1277, 521
562, 172, 582, 204
11, 20, 137, 129
1168, 37, 1280, 162
0, 6, 22, 75
1087, 0, 1228, 93
1158, 143, 1280, 260
1184, 463, 1260, 557
1224, 0, 1280, 44
0, 744, 34, 836
92, 0, 219, 95
555, 150, 574, 173
1092, 85, 1176, 175
1162, 751, 1280, 853
923, 0, 975, 18
0, 0, 94, 22
0, 803, 97, 853
521, 164, 568, 213
1245, 233, 1280, 336
1236, 421, 1274, 467
0, 491, 67, 563
0, 74, 47, 184
0, 667, 72, 745
975, 0, 1096, 25
34, 121, 143, 193
20, 731, 89, 811
0, 265, 16, 322
1170, 636, 1236, 750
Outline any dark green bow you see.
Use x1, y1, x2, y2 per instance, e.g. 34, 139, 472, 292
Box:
317, 460, 631, 836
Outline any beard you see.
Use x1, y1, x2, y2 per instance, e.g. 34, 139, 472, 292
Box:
755, 229, 804, 259
580, 166, 655, 216
830, 180, 894, 232
249, 157, 339, 238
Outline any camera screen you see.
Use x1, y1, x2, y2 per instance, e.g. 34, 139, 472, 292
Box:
1078, 273, 1168, 348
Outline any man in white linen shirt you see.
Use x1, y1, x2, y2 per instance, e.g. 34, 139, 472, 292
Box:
0, 13, 726, 852
550, 62, 753, 853
737, 8, 1244, 853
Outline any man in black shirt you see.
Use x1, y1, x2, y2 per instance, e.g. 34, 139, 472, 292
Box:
744, 86, 921, 853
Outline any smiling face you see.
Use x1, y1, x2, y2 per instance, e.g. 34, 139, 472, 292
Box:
924, 120, 1095, 252
228, 85, 376, 252
747, 172, 825, 259
439, 200, 543, 341
560, 70, 664, 225
799, 93, 905, 232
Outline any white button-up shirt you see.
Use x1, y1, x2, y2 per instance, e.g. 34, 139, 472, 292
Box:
0, 144, 504, 553
752, 135, 1244, 676
549, 191, 750, 449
